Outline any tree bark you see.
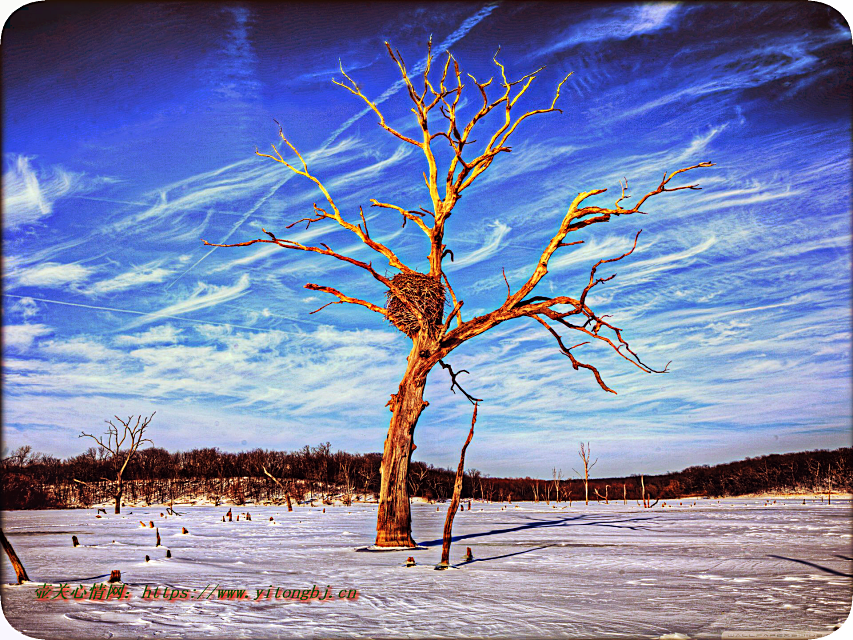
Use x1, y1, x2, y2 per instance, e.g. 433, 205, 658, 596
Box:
375, 345, 432, 547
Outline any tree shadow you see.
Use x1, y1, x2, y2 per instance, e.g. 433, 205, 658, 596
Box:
418, 512, 659, 547
768, 555, 853, 578
57, 574, 112, 582
835, 555, 852, 561
456, 544, 555, 566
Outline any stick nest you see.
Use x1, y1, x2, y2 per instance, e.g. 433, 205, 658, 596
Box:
386, 272, 446, 338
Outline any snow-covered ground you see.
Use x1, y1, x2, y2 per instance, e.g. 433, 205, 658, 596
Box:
2, 499, 851, 638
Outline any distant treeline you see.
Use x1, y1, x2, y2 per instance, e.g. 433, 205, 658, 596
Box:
1, 443, 850, 510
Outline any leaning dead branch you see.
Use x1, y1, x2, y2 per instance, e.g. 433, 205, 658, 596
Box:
262, 465, 293, 512
0, 528, 30, 583
437, 402, 478, 569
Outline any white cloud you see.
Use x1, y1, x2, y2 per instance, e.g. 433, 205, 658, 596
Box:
2, 155, 114, 229
124, 274, 252, 328
114, 324, 183, 346
541, 3, 680, 54
3, 323, 52, 350
86, 262, 174, 295
449, 221, 512, 269
15, 261, 95, 288
10, 296, 39, 319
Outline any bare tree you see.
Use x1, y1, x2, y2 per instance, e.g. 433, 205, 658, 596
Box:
530, 479, 540, 503
573, 442, 598, 506
80, 413, 154, 514
552, 468, 562, 504
408, 462, 430, 500
204, 41, 712, 546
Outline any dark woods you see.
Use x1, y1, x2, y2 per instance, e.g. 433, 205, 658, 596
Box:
1, 443, 850, 510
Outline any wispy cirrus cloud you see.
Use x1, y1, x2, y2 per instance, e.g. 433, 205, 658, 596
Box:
448, 221, 512, 269
2, 155, 116, 229
84, 261, 175, 296
12, 261, 95, 289
124, 274, 252, 329
539, 2, 680, 55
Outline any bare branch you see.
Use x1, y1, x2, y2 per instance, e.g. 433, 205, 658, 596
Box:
203, 235, 397, 289
438, 359, 483, 404
304, 283, 387, 317
442, 272, 463, 329
530, 315, 616, 394
438, 299, 463, 340
506, 163, 713, 310
332, 61, 423, 148
369, 199, 431, 235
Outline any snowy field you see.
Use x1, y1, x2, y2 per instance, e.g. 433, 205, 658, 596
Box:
2, 499, 851, 639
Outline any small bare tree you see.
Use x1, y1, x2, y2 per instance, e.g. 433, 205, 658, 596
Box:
552, 468, 562, 503
80, 413, 154, 514
530, 479, 540, 503
573, 442, 597, 506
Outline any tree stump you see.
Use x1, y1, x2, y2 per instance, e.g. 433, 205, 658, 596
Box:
0, 528, 30, 584
181, 527, 188, 534
145, 555, 150, 562
246, 513, 251, 521
166, 550, 171, 558
463, 547, 474, 562
227, 509, 232, 521
149, 521, 154, 528
155, 528, 161, 547
405, 557, 416, 567
108, 570, 121, 583
72, 536, 79, 547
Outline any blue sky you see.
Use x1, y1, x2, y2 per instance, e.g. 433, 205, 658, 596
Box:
3, 2, 851, 478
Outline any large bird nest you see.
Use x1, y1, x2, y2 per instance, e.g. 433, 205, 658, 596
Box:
385, 272, 446, 338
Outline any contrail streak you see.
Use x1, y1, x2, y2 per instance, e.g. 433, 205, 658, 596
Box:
2, 294, 305, 336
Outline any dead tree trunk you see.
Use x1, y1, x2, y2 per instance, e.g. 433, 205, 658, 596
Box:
574, 442, 597, 506
0, 528, 30, 584
438, 403, 477, 568
114, 479, 122, 514
376, 348, 431, 547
